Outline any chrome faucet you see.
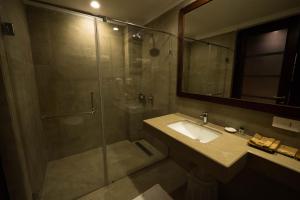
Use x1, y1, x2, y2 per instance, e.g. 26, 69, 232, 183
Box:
200, 112, 208, 124
138, 93, 147, 105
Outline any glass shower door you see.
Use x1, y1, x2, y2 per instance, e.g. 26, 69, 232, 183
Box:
26, 6, 105, 200
140, 29, 174, 118
97, 21, 172, 183
27, 4, 173, 198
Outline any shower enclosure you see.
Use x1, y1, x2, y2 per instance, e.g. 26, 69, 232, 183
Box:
26, 4, 173, 200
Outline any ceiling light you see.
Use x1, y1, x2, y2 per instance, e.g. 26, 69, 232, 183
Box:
113, 27, 119, 31
90, 1, 100, 9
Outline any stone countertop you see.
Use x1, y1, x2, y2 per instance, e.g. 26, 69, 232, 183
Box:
144, 113, 300, 173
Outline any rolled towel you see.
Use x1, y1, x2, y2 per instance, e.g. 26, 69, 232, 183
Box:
295, 150, 300, 161
277, 145, 298, 157
249, 133, 276, 148
248, 133, 279, 153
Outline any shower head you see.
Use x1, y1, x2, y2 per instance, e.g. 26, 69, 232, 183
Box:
149, 34, 160, 57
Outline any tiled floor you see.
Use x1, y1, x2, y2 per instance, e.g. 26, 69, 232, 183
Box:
78, 159, 187, 200
41, 140, 166, 200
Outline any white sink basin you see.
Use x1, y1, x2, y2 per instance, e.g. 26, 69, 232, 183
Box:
167, 120, 220, 143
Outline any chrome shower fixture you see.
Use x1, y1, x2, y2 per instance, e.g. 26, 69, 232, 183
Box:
132, 32, 142, 40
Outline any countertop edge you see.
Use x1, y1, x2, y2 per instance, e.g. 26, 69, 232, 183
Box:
144, 113, 300, 174
144, 119, 246, 168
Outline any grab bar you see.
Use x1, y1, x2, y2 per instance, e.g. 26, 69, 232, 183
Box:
41, 109, 96, 120
41, 92, 96, 120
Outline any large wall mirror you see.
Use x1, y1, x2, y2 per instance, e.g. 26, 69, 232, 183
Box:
177, 0, 300, 119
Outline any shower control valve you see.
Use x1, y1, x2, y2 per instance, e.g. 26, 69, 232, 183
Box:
138, 93, 147, 105
147, 95, 154, 106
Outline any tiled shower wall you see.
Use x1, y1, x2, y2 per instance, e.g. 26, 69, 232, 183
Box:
26, 6, 173, 160
123, 28, 174, 141
97, 21, 128, 144
141, 31, 173, 116
147, 1, 300, 148
0, 0, 47, 197
27, 6, 103, 161
26, 4, 175, 161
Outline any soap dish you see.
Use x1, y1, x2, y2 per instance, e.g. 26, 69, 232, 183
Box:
224, 127, 237, 133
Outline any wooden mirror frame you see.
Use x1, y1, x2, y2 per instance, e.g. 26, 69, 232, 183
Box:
177, 0, 300, 120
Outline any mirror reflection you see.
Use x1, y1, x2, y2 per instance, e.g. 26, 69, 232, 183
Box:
182, 0, 300, 106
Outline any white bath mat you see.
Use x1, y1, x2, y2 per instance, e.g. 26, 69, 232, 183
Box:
132, 184, 173, 200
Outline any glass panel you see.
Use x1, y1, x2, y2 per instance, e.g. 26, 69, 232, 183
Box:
140, 29, 174, 117
27, 5, 172, 197
26, 6, 105, 200
97, 21, 170, 183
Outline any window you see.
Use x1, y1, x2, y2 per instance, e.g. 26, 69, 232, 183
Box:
233, 16, 300, 106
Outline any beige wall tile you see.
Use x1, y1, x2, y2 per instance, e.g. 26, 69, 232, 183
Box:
27, 6, 104, 160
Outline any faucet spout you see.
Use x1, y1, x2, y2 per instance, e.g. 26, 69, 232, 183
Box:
200, 112, 208, 124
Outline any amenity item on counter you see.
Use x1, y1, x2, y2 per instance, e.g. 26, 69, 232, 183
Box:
277, 145, 298, 158
224, 127, 237, 133
248, 133, 280, 153
295, 150, 300, 161
269, 140, 281, 151
248, 134, 300, 161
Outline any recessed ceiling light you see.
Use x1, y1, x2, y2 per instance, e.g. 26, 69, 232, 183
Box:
90, 1, 100, 9
113, 27, 119, 31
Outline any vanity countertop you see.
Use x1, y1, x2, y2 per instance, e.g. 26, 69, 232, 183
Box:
144, 113, 300, 173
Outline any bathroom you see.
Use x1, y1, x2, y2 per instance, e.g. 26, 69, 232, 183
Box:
0, 0, 299, 199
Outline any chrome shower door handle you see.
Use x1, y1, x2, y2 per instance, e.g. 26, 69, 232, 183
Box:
90, 92, 96, 114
